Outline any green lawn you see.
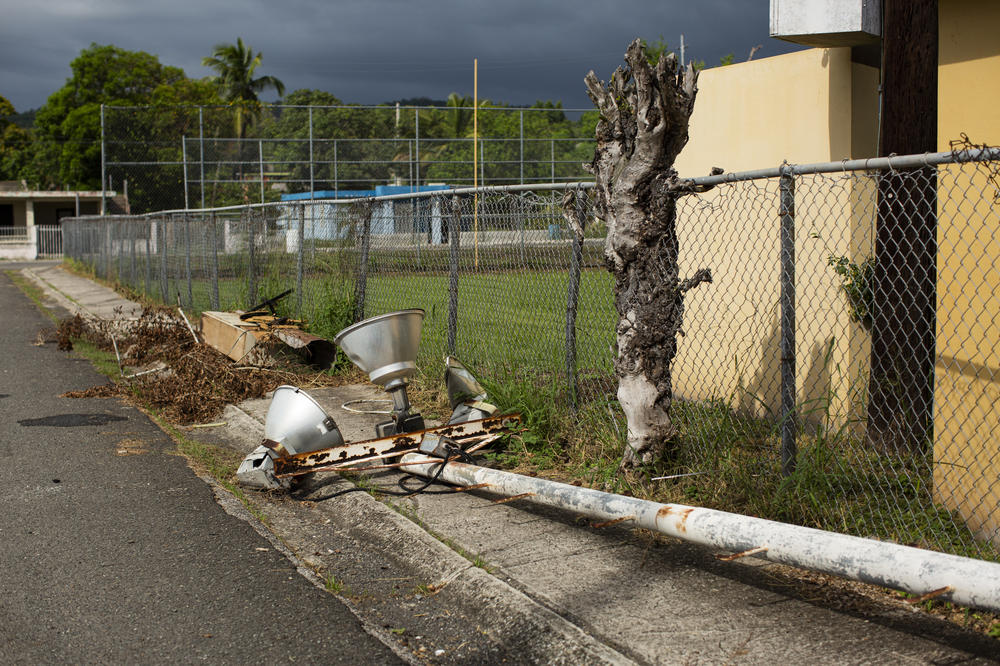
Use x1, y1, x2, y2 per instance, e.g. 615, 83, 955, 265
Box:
109, 255, 618, 387
366, 268, 616, 379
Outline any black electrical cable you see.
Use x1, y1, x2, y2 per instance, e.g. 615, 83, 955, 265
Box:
292, 442, 474, 503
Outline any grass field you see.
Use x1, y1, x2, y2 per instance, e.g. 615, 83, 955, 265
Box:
366, 268, 616, 381
106, 254, 619, 394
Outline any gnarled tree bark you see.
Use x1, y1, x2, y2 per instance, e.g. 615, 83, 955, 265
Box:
585, 39, 713, 470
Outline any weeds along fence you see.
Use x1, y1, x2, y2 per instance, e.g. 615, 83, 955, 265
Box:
64, 147, 1000, 563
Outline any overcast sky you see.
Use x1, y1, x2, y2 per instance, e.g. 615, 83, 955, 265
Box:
0, 0, 805, 112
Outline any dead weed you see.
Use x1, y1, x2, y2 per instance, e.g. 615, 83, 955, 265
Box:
55, 307, 345, 424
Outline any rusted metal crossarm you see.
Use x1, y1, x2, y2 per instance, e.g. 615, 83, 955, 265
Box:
291, 449, 421, 476
274, 414, 520, 478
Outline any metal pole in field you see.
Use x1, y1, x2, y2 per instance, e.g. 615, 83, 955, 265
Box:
551, 139, 555, 183
448, 195, 461, 354
259, 139, 265, 204
415, 108, 421, 189
779, 167, 797, 477
182, 136, 189, 210
519, 109, 524, 185
100, 104, 106, 215
309, 107, 314, 198
199, 107, 206, 210
333, 140, 338, 195
473, 59, 479, 271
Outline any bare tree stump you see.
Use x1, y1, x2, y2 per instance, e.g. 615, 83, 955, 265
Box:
585, 39, 713, 470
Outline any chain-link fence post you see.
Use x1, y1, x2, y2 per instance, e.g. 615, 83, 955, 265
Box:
564, 189, 586, 411
128, 218, 136, 289
144, 218, 152, 297
353, 202, 372, 323
779, 166, 797, 477
296, 204, 305, 319
159, 216, 168, 302
448, 195, 461, 354
184, 213, 193, 308
209, 213, 220, 310
246, 208, 257, 307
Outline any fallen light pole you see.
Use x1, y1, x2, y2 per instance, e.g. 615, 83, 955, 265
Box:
399, 453, 1000, 613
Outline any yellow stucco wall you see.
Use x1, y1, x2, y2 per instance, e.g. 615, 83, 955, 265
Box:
671, 48, 877, 429
934, 0, 1000, 542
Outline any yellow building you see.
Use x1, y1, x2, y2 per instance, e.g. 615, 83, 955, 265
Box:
934, 0, 1000, 543
672, 0, 1000, 543
672, 47, 878, 430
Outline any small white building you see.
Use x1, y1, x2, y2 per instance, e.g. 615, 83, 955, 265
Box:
0, 184, 112, 259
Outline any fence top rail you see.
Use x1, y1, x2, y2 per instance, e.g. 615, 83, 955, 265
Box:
75, 147, 1000, 221
690, 146, 1000, 186
102, 103, 597, 114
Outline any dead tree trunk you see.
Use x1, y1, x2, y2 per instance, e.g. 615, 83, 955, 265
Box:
585, 39, 713, 470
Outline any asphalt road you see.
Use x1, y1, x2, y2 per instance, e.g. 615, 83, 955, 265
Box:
0, 271, 404, 663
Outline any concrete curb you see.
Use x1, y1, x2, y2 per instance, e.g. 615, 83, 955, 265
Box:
224, 403, 634, 665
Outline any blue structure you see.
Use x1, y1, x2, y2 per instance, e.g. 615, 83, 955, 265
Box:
279, 185, 452, 245
280, 184, 451, 202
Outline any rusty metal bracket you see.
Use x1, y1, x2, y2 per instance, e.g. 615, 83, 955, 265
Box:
273, 413, 520, 478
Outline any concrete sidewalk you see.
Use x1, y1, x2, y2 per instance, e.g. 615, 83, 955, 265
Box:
21, 263, 1000, 664
21, 263, 144, 320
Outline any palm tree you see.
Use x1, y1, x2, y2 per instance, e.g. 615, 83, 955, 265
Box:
445, 92, 475, 139
202, 37, 285, 140
202, 38, 285, 202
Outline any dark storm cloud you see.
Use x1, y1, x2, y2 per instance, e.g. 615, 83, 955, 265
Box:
0, 0, 804, 112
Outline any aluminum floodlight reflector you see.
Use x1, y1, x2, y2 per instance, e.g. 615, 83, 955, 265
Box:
334, 309, 425, 389
264, 385, 344, 455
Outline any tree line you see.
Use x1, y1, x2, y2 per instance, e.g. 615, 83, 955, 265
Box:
0, 40, 602, 211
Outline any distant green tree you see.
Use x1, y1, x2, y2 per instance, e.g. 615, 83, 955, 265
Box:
641, 36, 671, 66
262, 89, 395, 192
32, 43, 216, 191
0, 95, 32, 181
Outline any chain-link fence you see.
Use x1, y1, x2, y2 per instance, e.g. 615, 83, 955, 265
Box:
102, 104, 597, 214
64, 147, 1000, 563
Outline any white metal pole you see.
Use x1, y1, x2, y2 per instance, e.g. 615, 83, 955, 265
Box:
182, 136, 189, 210
399, 454, 1000, 612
